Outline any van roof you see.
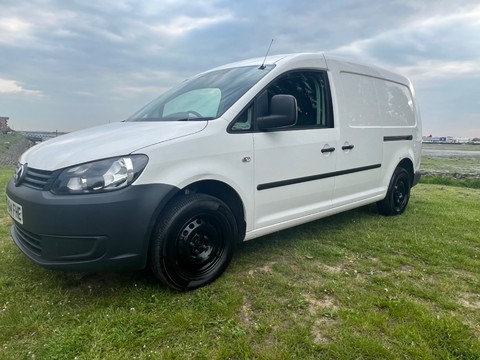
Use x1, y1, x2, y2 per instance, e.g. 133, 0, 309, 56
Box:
211, 52, 411, 87
212, 52, 315, 69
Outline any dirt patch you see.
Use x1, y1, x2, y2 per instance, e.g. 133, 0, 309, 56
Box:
311, 318, 335, 344
304, 293, 339, 315
248, 261, 276, 276
303, 292, 340, 344
459, 293, 480, 309
320, 264, 343, 274
398, 264, 413, 273
240, 297, 252, 325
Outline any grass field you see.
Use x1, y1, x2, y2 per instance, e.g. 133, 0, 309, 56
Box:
0, 134, 23, 153
420, 143, 480, 189
1, 164, 479, 359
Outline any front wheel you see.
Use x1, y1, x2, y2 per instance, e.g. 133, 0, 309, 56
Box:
377, 167, 411, 216
150, 194, 237, 291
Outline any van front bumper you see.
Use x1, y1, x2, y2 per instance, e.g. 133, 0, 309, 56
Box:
6, 179, 177, 272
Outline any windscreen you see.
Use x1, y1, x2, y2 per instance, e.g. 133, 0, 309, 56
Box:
127, 65, 274, 122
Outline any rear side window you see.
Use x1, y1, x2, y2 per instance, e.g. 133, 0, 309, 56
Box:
339, 72, 416, 127
378, 82, 416, 126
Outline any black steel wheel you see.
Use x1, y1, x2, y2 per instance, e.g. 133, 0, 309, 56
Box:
377, 167, 411, 216
150, 194, 237, 291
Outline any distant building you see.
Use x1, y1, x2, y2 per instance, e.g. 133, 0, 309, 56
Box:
422, 135, 477, 144
422, 136, 451, 143
452, 137, 471, 144
0, 116, 8, 134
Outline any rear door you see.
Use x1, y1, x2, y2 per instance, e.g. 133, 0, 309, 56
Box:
327, 64, 384, 207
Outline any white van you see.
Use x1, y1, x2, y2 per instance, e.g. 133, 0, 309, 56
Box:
6, 53, 422, 290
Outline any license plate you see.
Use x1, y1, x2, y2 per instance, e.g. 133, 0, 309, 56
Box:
6, 195, 23, 224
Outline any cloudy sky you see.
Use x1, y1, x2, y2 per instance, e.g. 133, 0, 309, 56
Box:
1, 0, 479, 137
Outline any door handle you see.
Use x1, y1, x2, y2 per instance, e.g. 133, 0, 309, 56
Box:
342, 144, 355, 150
321, 147, 336, 153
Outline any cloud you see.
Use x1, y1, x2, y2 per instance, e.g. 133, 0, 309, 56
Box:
1, 0, 479, 137
0, 78, 42, 96
329, 3, 480, 66
150, 13, 233, 37
0, 17, 32, 46
397, 60, 480, 82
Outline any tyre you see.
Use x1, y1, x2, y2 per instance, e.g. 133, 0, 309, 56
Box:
150, 193, 237, 291
377, 167, 411, 216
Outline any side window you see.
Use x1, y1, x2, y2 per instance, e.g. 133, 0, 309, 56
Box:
266, 71, 333, 129
229, 71, 333, 133
230, 105, 253, 131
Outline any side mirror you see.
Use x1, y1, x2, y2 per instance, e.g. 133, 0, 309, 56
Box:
257, 94, 297, 130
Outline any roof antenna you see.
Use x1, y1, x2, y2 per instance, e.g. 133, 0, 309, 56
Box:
259, 38, 274, 70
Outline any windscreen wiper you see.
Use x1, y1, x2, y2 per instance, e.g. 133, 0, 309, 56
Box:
177, 117, 215, 121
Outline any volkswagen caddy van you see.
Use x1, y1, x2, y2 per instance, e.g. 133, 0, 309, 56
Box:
6, 53, 422, 290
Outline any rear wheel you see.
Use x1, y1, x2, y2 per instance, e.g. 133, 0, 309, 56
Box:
150, 194, 237, 291
377, 167, 411, 216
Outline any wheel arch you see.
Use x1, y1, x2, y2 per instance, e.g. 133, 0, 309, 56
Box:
182, 180, 246, 242
151, 180, 246, 244
397, 157, 415, 187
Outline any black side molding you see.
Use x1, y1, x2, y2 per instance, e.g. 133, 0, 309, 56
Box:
257, 164, 381, 191
384, 135, 413, 142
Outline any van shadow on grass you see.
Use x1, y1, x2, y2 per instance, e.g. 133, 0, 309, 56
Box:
235, 204, 377, 260
40, 204, 378, 297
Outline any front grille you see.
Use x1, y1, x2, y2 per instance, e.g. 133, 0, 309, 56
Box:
24, 167, 53, 190
14, 225, 42, 255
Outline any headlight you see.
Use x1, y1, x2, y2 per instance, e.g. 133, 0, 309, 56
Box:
51, 155, 148, 194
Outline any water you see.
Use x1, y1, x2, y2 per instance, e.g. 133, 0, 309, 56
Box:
422, 148, 480, 157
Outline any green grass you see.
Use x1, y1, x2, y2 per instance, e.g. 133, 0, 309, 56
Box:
420, 175, 480, 189
1, 166, 479, 359
0, 133, 24, 153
